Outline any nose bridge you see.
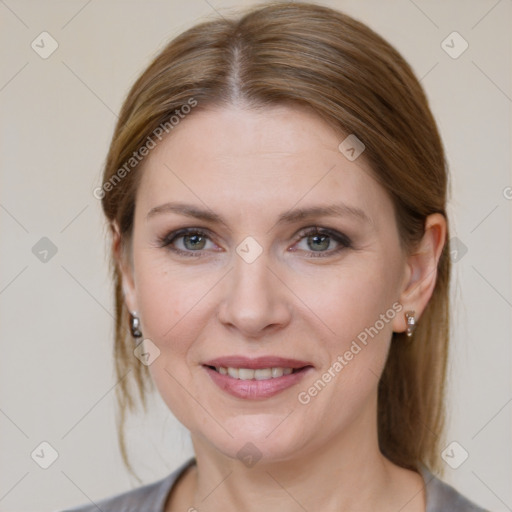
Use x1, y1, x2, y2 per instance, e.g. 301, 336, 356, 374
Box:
233, 245, 271, 293
217, 238, 291, 335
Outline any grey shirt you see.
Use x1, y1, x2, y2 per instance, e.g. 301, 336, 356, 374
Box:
61, 457, 489, 512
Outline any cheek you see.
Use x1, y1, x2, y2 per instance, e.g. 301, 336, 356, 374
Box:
292, 256, 400, 345
133, 250, 209, 340
292, 262, 399, 427
132, 254, 223, 393
133, 262, 209, 424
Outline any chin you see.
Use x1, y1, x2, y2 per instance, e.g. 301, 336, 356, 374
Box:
196, 414, 312, 466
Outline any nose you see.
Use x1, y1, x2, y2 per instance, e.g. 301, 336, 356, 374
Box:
217, 246, 292, 339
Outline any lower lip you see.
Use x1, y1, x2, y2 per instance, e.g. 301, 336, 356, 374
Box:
203, 366, 312, 400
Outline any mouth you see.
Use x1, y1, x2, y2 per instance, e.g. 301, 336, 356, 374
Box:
201, 356, 314, 399
204, 365, 310, 380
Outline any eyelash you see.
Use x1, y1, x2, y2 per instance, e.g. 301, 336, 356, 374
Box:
157, 226, 352, 258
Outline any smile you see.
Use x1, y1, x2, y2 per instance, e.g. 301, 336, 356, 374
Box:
211, 366, 298, 380
202, 363, 312, 399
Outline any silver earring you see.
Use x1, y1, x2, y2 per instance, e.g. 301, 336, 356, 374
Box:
405, 310, 416, 337
130, 311, 142, 338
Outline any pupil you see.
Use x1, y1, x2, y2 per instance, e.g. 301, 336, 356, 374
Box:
309, 234, 329, 251
185, 234, 205, 250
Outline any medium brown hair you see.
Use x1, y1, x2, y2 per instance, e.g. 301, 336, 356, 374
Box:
101, 1, 450, 480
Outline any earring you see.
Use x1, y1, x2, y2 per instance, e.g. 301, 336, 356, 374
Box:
130, 311, 142, 338
405, 310, 416, 337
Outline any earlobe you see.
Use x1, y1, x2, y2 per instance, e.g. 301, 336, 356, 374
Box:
121, 278, 138, 317
392, 213, 447, 334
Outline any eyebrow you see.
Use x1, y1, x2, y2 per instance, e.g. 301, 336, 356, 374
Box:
146, 201, 372, 226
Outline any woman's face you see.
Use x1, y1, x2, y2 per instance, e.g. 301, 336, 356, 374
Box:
120, 104, 411, 463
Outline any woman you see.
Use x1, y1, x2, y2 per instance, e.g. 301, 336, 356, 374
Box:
65, 2, 488, 511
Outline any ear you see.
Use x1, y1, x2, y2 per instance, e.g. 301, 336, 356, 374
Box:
392, 213, 447, 334
111, 220, 138, 314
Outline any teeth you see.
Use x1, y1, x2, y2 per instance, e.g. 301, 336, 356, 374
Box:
227, 367, 239, 379
215, 366, 297, 380
254, 368, 272, 380
272, 367, 283, 378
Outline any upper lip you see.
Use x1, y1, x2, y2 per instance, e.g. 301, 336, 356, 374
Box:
202, 356, 313, 370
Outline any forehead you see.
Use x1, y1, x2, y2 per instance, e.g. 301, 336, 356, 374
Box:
135, 105, 395, 230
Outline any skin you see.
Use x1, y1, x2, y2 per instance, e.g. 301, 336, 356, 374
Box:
114, 104, 446, 511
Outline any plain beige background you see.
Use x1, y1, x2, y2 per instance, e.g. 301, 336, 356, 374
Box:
0, 1, 510, 511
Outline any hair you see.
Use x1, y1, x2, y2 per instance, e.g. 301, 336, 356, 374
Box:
100, 1, 451, 481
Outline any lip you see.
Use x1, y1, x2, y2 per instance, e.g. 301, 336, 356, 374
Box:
202, 356, 313, 370
202, 356, 314, 400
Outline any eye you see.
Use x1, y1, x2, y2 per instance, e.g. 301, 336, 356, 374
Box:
157, 226, 352, 258
290, 226, 352, 257
157, 228, 220, 257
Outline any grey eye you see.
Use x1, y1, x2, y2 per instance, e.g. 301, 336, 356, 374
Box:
181, 233, 208, 250
305, 233, 332, 251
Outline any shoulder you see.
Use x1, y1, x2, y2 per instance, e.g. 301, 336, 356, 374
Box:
419, 464, 490, 512
58, 458, 196, 512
